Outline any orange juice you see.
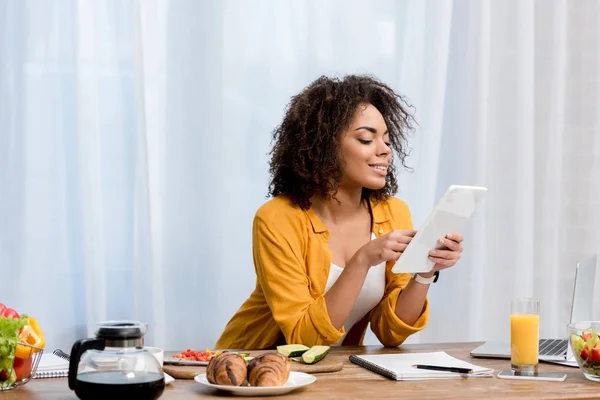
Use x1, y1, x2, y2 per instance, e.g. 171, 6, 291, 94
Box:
510, 313, 539, 366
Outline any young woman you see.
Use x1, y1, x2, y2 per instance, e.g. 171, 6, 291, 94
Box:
216, 75, 464, 349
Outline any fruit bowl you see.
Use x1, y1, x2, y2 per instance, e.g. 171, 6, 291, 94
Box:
568, 321, 600, 382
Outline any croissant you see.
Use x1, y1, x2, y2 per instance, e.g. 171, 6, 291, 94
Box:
206, 352, 248, 386
247, 352, 291, 387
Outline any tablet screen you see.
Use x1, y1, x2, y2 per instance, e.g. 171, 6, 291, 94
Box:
391, 185, 488, 274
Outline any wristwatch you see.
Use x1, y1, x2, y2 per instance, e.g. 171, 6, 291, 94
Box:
412, 271, 439, 284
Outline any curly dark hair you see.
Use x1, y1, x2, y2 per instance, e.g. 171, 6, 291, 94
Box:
268, 74, 416, 210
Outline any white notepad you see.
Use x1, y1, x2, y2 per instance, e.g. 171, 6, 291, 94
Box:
350, 351, 494, 380
33, 352, 70, 378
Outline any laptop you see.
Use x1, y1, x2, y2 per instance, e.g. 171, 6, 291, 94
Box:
470, 254, 597, 362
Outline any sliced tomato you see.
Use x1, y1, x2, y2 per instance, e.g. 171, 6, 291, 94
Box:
172, 348, 217, 362
582, 347, 590, 361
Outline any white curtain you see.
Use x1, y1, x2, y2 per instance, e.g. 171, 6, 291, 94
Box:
0, 0, 598, 352
423, 0, 600, 344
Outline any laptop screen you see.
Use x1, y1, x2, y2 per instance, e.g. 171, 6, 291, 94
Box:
570, 254, 597, 324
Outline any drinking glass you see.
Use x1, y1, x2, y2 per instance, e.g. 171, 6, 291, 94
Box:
510, 297, 540, 374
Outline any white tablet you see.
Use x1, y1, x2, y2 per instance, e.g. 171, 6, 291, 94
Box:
391, 185, 488, 274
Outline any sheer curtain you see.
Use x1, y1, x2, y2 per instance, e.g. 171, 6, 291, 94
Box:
0, 0, 598, 351
424, 0, 600, 343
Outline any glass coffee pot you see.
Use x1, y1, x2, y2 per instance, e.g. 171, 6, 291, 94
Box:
68, 321, 165, 400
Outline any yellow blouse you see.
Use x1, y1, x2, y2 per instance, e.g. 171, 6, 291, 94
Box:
215, 195, 429, 349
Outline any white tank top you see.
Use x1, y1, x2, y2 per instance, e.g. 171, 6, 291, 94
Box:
324, 232, 386, 345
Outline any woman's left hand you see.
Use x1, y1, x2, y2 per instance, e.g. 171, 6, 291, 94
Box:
428, 232, 464, 272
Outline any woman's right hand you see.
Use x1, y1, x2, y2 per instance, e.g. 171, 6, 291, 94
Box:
352, 229, 417, 268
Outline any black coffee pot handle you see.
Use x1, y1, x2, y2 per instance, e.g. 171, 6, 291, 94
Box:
68, 338, 106, 390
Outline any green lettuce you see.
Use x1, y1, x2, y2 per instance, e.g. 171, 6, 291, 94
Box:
0, 315, 28, 388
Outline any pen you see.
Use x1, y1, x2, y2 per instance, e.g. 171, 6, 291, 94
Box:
412, 364, 472, 374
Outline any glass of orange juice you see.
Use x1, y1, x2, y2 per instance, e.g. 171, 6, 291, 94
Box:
510, 297, 540, 374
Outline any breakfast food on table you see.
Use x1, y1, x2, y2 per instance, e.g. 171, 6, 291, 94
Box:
247, 352, 291, 387
173, 348, 220, 362
301, 345, 330, 364
206, 352, 248, 386
571, 329, 600, 373
277, 344, 330, 364
172, 348, 250, 362
276, 344, 310, 357
0, 303, 45, 388
199, 344, 329, 387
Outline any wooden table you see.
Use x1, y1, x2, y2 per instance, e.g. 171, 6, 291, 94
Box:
3, 342, 598, 399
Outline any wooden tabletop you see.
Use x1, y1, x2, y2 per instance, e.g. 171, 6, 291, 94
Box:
3, 342, 599, 399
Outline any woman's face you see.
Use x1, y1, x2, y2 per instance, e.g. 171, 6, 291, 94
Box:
339, 103, 391, 190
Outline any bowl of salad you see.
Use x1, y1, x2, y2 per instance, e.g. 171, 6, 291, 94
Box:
0, 303, 45, 391
568, 321, 600, 382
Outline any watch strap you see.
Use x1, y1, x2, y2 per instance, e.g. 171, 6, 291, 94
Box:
413, 271, 439, 284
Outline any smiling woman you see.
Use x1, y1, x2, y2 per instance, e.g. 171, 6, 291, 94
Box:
215, 74, 466, 350
339, 104, 394, 191
266, 75, 412, 211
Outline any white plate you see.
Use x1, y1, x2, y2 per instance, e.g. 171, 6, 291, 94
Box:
194, 371, 316, 396
165, 358, 209, 366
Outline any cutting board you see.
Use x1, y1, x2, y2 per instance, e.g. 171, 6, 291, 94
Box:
291, 359, 344, 373
163, 358, 344, 380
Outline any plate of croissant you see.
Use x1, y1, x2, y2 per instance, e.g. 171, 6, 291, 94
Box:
195, 352, 316, 396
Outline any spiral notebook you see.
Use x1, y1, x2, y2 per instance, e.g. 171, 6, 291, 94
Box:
349, 351, 494, 380
33, 349, 70, 379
